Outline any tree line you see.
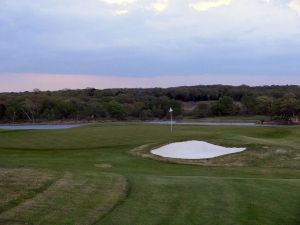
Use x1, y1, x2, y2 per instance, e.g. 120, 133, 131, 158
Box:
0, 85, 299, 123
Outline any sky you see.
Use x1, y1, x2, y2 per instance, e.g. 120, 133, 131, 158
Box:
1, 0, 300, 91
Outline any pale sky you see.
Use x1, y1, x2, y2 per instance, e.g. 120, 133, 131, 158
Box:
1, 0, 300, 91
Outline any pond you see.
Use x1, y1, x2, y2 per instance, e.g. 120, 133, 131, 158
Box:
146, 121, 264, 126
0, 124, 82, 130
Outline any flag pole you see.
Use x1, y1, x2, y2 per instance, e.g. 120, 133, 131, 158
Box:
169, 107, 173, 133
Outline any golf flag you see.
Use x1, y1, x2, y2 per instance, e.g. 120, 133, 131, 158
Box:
169, 107, 173, 132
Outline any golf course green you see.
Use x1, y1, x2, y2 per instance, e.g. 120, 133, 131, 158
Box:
0, 123, 300, 225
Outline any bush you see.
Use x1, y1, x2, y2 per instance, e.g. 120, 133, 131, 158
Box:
211, 96, 239, 116
107, 101, 128, 120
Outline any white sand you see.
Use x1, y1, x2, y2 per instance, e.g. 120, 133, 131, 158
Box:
151, 140, 246, 159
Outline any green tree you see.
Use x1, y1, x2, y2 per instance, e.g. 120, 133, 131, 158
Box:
211, 96, 239, 116
271, 93, 299, 122
20, 99, 42, 122
169, 99, 182, 116
84, 102, 107, 119
0, 104, 6, 120
5, 101, 21, 122
107, 101, 128, 120
256, 96, 273, 115
140, 109, 153, 120
241, 95, 258, 115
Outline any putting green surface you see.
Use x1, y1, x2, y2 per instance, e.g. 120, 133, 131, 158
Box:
0, 123, 300, 225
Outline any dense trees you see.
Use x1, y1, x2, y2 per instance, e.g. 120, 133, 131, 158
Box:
192, 90, 300, 122
241, 95, 258, 115
270, 93, 300, 122
0, 85, 299, 123
211, 96, 239, 116
107, 101, 128, 120
0, 104, 5, 120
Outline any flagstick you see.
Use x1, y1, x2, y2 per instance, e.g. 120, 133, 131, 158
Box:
169, 107, 173, 133
170, 111, 173, 133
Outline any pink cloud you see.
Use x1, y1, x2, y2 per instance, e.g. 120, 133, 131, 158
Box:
0, 73, 299, 92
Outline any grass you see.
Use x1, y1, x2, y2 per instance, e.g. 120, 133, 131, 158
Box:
0, 123, 300, 225
0, 171, 127, 225
101, 175, 300, 225
0, 168, 58, 214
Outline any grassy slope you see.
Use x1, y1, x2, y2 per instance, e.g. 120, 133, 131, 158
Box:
0, 123, 300, 225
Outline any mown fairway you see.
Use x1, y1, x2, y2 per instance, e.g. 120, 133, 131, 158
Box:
0, 123, 300, 225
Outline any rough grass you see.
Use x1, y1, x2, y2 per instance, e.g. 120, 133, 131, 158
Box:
0, 168, 58, 214
131, 141, 300, 168
0, 170, 127, 225
0, 123, 300, 225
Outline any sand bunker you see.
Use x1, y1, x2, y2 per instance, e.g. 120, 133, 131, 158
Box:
151, 140, 246, 159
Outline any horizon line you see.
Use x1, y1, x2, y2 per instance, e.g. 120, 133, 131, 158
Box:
1, 73, 300, 93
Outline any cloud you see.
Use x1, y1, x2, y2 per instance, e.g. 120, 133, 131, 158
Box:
0, 73, 299, 92
112, 9, 129, 15
1, 0, 300, 81
190, 0, 232, 11
100, 0, 135, 5
151, 0, 169, 12
100, 0, 169, 15
289, 0, 300, 15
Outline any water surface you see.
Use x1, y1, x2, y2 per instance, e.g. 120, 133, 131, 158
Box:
0, 124, 82, 130
146, 121, 262, 126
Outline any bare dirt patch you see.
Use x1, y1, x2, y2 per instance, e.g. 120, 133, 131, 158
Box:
95, 163, 113, 169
